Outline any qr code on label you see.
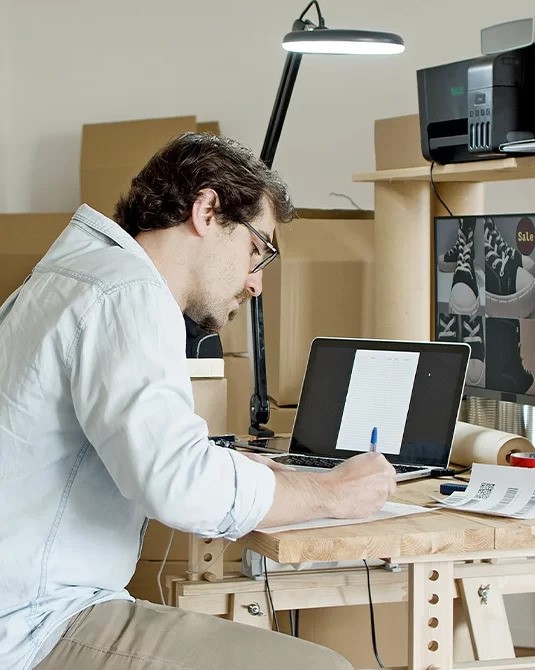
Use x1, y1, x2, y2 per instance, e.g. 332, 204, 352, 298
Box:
475, 482, 495, 499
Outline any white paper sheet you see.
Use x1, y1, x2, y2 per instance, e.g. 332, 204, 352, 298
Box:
336, 349, 419, 455
437, 463, 535, 519
259, 501, 431, 534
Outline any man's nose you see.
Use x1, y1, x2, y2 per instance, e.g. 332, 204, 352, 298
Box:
245, 270, 263, 297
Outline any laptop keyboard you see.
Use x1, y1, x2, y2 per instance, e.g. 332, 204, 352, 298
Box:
276, 455, 343, 468
275, 454, 425, 474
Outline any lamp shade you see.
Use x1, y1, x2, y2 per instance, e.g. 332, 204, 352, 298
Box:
282, 28, 405, 55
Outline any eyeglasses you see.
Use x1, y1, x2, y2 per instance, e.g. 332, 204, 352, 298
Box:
241, 220, 279, 274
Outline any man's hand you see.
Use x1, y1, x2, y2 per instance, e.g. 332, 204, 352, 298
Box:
256, 451, 397, 529
324, 452, 397, 519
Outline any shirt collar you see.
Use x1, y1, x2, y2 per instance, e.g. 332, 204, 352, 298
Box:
72, 204, 148, 256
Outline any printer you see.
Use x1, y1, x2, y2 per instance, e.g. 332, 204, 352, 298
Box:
417, 44, 535, 163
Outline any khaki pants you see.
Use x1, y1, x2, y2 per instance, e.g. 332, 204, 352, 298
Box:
35, 600, 354, 669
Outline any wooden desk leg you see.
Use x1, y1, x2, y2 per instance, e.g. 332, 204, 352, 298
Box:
188, 535, 225, 581
409, 561, 454, 670
458, 576, 515, 660
230, 591, 273, 629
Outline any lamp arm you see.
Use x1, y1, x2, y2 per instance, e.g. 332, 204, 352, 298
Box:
260, 51, 303, 169
248, 50, 303, 437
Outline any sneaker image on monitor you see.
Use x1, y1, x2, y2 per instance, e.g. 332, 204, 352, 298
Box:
485, 218, 535, 318
485, 216, 535, 278
437, 313, 459, 343
486, 317, 535, 395
460, 315, 485, 387
438, 229, 464, 273
435, 214, 535, 406
449, 218, 480, 316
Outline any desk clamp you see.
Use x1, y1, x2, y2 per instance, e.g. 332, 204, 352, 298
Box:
382, 560, 401, 573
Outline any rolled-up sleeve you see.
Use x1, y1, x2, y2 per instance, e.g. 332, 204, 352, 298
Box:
68, 280, 275, 539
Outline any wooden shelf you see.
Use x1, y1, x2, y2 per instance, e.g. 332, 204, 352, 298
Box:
353, 155, 535, 184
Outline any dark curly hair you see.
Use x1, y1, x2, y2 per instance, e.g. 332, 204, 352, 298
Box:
114, 132, 295, 237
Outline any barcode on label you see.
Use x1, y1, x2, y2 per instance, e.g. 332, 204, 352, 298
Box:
513, 492, 535, 518
475, 482, 495, 500
488, 487, 519, 512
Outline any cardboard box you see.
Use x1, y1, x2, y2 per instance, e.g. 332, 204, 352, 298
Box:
263, 209, 375, 406
80, 116, 220, 218
127, 559, 187, 604
299, 603, 408, 668
220, 305, 248, 354
374, 114, 430, 171
191, 377, 227, 436
225, 354, 252, 436
187, 358, 224, 378
0, 213, 72, 304
267, 399, 296, 435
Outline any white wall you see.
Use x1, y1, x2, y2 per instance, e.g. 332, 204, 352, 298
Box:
3, 0, 535, 648
0, 0, 12, 210
2, 0, 535, 214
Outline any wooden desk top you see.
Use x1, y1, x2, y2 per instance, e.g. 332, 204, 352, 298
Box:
242, 478, 535, 564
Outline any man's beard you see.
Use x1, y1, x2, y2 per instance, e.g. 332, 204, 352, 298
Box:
188, 290, 249, 333
196, 313, 221, 333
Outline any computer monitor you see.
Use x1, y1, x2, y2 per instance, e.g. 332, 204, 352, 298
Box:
434, 213, 535, 406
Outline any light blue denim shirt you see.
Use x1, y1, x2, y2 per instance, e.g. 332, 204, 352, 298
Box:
0, 205, 276, 669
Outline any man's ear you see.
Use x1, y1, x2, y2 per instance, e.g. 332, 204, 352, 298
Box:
191, 188, 220, 237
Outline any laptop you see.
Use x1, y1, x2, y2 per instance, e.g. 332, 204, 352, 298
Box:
244, 337, 470, 482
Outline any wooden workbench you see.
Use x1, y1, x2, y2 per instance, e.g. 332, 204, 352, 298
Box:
173, 478, 535, 670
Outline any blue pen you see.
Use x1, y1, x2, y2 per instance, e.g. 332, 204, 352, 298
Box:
370, 426, 378, 453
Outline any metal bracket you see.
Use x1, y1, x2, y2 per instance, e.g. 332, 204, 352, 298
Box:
383, 560, 402, 573
478, 583, 491, 605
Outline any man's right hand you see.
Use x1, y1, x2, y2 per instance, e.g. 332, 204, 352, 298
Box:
256, 451, 397, 530
324, 452, 397, 519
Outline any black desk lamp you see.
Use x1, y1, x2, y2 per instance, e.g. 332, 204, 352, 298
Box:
248, 0, 404, 437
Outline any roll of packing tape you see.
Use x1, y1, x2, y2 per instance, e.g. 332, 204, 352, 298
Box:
451, 421, 535, 466
510, 453, 535, 468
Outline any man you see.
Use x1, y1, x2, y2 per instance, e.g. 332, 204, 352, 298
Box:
0, 132, 396, 669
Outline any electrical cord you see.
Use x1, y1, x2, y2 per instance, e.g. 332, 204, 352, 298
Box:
263, 556, 280, 632
430, 161, 454, 216
329, 191, 363, 209
453, 465, 472, 481
299, 0, 325, 26
363, 559, 385, 669
157, 528, 175, 605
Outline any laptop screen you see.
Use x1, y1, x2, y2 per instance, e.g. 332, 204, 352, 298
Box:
290, 338, 470, 468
